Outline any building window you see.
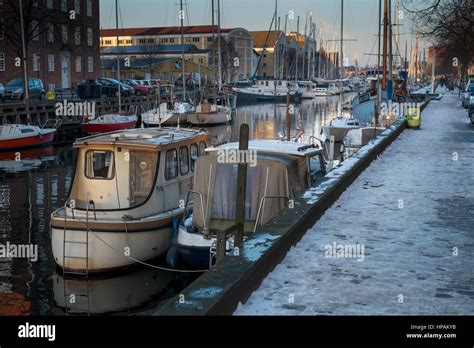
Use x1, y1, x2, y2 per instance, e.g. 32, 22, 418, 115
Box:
118, 39, 123, 44
32, 21, 40, 41
126, 39, 132, 44
192, 37, 200, 42
75, 56, 81, 72
0, 19, 4, 40
32, 53, 40, 72
75, 0, 80, 14
169, 38, 175, 43
75, 26, 81, 45
207, 37, 213, 42
87, 56, 93, 72
48, 54, 55, 72
61, 25, 68, 44
0, 53, 5, 71
47, 24, 54, 42
139, 39, 146, 44
87, 28, 93, 46
86, 0, 92, 17
147, 38, 154, 44
47, 0, 53, 9
61, 0, 67, 12
105, 39, 112, 45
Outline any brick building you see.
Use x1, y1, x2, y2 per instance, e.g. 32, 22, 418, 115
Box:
0, 0, 100, 90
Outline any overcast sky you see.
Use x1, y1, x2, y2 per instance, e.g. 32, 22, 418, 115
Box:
100, 0, 421, 67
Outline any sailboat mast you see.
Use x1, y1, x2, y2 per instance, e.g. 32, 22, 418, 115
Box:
217, 0, 222, 92
115, 0, 121, 110
387, 0, 393, 101
274, 0, 278, 80
180, 0, 186, 101
376, 0, 382, 120
339, 0, 343, 111
211, 0, 216, 93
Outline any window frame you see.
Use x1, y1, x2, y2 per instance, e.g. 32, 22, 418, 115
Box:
179, 146, 190, 176
165, 149, 179, 181
84, 150, 116, 180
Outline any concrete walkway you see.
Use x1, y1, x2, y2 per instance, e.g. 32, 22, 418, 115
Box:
235, 90, 474, 315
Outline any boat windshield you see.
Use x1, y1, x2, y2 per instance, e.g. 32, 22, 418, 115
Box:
71, 149, 158, 210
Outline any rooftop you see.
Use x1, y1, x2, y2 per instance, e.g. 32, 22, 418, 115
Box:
100, 25, 233, 37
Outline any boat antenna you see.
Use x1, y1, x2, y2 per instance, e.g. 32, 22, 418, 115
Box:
217, 0, 223, 93
339, 0, 344, 115
180, 0, 186, 102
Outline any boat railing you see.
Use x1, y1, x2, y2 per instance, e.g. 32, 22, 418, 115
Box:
42, 118, 63, 129
253, 196, 290, 233
183, 190, 208, 236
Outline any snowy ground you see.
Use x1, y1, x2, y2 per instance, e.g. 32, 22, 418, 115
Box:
235, 89, 474, 315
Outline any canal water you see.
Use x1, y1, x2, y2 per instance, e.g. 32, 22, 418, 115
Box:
0, 93, 355, 315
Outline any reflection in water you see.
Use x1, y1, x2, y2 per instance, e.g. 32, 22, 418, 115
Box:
0, 94, 357, 315
233, 94, 355, 143
53, 267, 192, 315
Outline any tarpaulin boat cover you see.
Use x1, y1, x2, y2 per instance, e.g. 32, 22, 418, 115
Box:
192, 153, 309, 230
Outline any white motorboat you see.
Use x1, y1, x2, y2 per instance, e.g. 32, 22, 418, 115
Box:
50, 127, 209, 274
142, 103, 175, 127
343, 126, 386, 147
321, 116, 361, 142
169, 140, 326, 269
234, 80, 301, 103
187, 102, 232, 126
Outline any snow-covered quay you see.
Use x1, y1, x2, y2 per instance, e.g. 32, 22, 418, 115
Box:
235, 91, 474, 315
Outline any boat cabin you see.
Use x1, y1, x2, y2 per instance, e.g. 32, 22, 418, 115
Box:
68, 128, 208, 216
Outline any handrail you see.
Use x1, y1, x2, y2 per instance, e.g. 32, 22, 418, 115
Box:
253, 196, 290, 233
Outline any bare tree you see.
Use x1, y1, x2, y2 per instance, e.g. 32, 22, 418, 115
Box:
402, 0, 474, 79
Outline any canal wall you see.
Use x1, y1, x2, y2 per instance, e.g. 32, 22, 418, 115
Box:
152, 99, 433, 316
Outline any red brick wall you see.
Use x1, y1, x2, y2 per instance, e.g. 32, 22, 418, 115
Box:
0, 0, 100, 89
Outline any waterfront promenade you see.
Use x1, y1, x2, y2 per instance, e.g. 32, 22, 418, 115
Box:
235, 89, 474, 315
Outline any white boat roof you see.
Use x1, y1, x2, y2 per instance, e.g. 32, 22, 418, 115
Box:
207, 140, 322, 157
74, 127, 207, 148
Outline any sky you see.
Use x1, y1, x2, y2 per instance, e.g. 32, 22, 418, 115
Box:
100, 0, 420, 67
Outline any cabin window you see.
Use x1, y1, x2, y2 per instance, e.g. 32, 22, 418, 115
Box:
190, 144, 198, 171
199, 142, 206, 156
165, 149, 178, 180
129, 151, 158, 206
265, 81, 269, 86
179, 146, 190, 175
21, 129, 35, 134
278, 81, 282, 86
85, 151, 115, 180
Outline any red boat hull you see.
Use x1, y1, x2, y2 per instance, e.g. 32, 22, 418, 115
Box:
81, 120, 137, 134
0, 132, 55, 152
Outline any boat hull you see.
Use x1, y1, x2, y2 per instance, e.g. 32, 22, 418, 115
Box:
187, 112, 231, 126
51, 225, 172, 273
236, 90, 300, 104
0, 131, 55, 152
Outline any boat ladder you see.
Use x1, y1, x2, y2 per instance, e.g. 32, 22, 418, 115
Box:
62, 200, 96, 315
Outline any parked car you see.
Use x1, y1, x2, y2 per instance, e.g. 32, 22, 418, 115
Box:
97, 78, 133, 97
462, 82, 474, 108
0, 83, 4, 102
4, 78, 45, 100
121, 79, 151, 96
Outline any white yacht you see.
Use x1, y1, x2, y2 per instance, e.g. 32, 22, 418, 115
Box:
50, 127, 209, 274
321, 117, 361, 142
234, 80, 301, 103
